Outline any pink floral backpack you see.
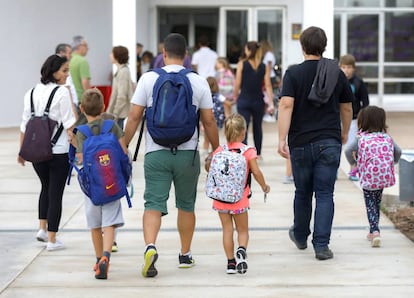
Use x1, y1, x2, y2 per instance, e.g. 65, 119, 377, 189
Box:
357, 132, 395, 190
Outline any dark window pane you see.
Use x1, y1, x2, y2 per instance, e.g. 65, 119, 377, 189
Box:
258, 9, 283, 67
159, 12, 189, 42
385, 12, 414, 61
386, 0, 414, 7
366, 81, 378, 94
347, 14, 378, 61
226, 11, 248, 64
334, 14, 341, 60
355, 65, 378, 78
194, 11, 219, 51
385, 82, 414, 93
335, 0, 381, 7
384, 66, 414, 78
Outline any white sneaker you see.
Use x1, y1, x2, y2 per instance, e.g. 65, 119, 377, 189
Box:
282, 175, 294, 184
263, 114, 276, 123
46, 240, 65, 251
371, 231, 381, 248
36, 229, 48, 242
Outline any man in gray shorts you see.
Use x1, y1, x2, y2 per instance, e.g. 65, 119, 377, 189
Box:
124, 33, 219, 278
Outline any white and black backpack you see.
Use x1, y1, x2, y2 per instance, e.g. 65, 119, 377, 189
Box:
206, 145, 251, 203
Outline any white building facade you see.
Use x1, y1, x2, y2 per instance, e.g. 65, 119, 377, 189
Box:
1, 0, 413, 127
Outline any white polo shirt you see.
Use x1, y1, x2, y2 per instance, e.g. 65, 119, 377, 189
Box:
131, 64, 213, 154
191, 47, 218, 78
20, 83, 77, 154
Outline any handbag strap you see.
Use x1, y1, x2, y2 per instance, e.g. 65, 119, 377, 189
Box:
51, 124, 64, 146
29, 88, 35, 117
43, 86, 60, 116
46, 86, 63, 146
29, 86, 60, 116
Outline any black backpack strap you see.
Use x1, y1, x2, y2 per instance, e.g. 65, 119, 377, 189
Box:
51, 124, 64, 146
133, 110, 146, 162
46, 86, 63, 146
44, 86, 60, 116
30, 88, 35, 117
191, 110, 200, 166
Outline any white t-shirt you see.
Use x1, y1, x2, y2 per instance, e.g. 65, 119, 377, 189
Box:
263, 51, 276, 79
191, 47, 218, 78
20, 83, 77, 154
131, 64, 213, 153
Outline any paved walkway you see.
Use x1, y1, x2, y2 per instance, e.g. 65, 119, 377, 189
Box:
1, 111, 414, 298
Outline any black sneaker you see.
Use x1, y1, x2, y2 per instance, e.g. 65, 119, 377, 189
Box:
289, 226, 307, 250
142, 246, 158, 277
235, 248, 248, 274
315, 247, 334, 260
178, 253, 195, 268
227, 260, 237, 274
95, 256, 109, 280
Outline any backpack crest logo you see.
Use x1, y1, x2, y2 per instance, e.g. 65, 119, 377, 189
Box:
146, 68, 198, 153
68, 120, 132, 207
206, 145, 250, 203
357, 132, 395, 190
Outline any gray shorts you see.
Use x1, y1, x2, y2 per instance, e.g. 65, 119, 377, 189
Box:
84, 196, 125, 229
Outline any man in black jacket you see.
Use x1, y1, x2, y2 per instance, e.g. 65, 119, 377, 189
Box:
340, 54, 370, 180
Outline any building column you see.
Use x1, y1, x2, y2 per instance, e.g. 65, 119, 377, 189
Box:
113, 0, 137, 81
303, 0, 334, 58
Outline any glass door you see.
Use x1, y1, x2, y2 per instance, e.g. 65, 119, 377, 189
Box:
218, 7, 250, 65
158, 8, 219, 52
219, 7, 284, 70
256, 8, 283, 80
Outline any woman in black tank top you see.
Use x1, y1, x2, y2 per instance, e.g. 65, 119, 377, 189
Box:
233, 41, 274, 156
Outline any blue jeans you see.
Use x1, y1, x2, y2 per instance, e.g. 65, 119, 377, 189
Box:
289, 138, 342, 251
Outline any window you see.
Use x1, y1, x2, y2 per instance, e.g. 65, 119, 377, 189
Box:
347, 14, 378, 62
385, 12, 414, 61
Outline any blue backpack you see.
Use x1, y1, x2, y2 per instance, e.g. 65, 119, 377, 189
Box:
146, 68, 198, 153
68, 120, 132, 207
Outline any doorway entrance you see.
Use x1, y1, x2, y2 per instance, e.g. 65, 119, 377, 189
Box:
219, 6, 284, 69
158, 6, 284, 73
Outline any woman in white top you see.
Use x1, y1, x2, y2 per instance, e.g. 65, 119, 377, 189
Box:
18, 54, 77, 251
261, 40, 276, 87
261, 40, 277, 123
